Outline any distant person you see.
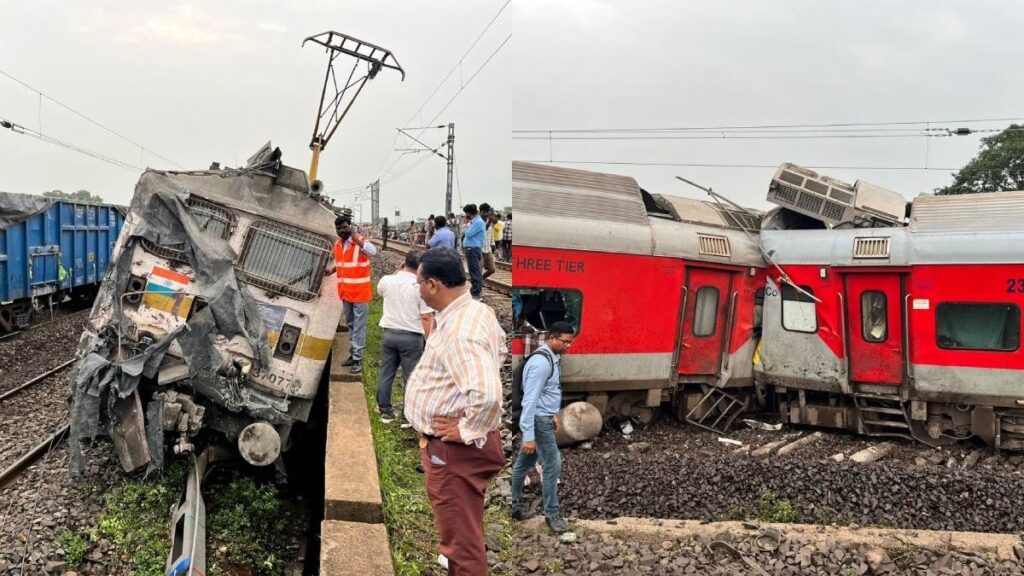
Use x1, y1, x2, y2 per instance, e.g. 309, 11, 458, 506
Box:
376, 250, 433, 424
428, 215, 456, 249
501, 213, 512, 262
510, 322, 576, 538
328, 215, 376, 374
407, 220, 417, 243
462, 203, 485, 301
426, 214, 436, 243
491, 212, 504, 262
404, 248, 507, 575
480, 203, 496, 282
382, 217, 390, 249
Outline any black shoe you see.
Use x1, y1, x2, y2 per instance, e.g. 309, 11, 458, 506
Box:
351, 363, 362, 375
511, 508, 536, 522
546, 515, 570, 535
341, 357, 355, 367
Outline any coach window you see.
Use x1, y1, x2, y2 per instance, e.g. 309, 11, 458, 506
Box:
781, 284, 817, 333
936, 303, 1021, 352
693, 286, 720, 336
512, 288, 583, 335
861, 291, 887, 342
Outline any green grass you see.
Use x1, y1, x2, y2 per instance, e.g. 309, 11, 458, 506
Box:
361, 296, 518, 575
757, 490, 798, 523
93, 452, 302, 575
56, 530, 88, 568
205, 472, 304, 574
96, 461, 188, 575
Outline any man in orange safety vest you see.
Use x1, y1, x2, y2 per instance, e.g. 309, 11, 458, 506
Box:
328, 215, 377, 374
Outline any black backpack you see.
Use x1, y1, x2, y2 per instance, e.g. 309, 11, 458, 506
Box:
509, 348, 555, 432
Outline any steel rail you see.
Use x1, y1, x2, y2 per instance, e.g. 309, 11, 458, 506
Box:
0, 359, 75, 402
0, 423, 69, 490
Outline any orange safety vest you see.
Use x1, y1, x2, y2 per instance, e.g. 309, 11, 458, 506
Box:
334, 239, 372, 303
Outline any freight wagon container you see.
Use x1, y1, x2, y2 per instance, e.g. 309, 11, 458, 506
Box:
0, 192, 125, 331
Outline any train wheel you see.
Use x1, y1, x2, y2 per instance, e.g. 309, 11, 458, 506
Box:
0, 305, 13, 333
607, 391, 659, 426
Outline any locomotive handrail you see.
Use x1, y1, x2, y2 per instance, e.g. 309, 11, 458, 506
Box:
669, 286, 689, 383
836, 292, 853, 395
904, 293, 914, 381
720, 291, 739, 375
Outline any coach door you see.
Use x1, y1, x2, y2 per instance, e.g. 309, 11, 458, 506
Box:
845, 273, 904, 385
677, 267, 733, 376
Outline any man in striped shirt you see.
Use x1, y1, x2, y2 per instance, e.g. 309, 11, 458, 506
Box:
405, 247, 507, 575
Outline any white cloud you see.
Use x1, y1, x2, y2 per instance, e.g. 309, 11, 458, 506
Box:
515, 0, 618, 31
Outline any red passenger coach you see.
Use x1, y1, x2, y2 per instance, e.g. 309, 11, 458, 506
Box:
512, 162, 766, 425
758, 191, 1024, 449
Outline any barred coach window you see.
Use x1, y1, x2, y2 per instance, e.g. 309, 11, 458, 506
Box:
781, 284, 817, 333
937, 303, 1021, 352
512, 288, 582, 335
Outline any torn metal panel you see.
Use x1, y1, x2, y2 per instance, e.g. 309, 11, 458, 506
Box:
70, 145, 343, 474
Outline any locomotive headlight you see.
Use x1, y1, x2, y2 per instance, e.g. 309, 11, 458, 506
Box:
275, 324, 301, 360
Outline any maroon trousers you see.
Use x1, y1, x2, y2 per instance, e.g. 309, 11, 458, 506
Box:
421, 430, 505, 575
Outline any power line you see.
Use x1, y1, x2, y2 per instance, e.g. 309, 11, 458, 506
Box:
514, 133, 986, 141
0, 67, 185, 169
1, 116, 142, 172
512, 116, 1024, 134
519, 159, 965, 171
372, 1, 512, 182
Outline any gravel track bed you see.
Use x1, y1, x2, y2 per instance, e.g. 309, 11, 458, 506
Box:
0, 372, 71, 473
560, 419, 1024, 534
0, 441, 121, 575
513, 527, 1024, 576
0, 312, 86, 396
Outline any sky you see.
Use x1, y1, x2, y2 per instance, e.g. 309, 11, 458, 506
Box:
0, 0, 513, 220
508, 0, 1024, 209
3, 1, 1023, 220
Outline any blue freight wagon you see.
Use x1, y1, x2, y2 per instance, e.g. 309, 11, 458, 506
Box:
0, 192, 125, 331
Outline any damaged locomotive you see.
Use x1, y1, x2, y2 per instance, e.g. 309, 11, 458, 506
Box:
70, 145, 343, 473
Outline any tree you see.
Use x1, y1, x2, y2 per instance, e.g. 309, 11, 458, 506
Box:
936, 124, 1024, 195
42, 189, 105, 203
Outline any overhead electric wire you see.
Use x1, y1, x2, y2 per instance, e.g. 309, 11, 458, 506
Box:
1, 115, 142, 172
0, 67, 185, 169
512, 116, 1024, 135
518, 159, 965, 171
514, 133, 977, 141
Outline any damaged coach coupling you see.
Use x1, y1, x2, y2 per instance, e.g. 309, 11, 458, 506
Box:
69, 145, 343, 473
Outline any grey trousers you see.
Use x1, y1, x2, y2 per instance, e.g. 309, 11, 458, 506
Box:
343, 300, 369, 363
377, 328, 425, 416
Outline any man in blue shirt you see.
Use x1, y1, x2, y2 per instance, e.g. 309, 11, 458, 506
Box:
461, 203, 486, 300
510, 321, 576, 537
427, 215, 455, 250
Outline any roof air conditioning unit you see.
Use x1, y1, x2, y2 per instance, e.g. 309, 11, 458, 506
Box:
766, 163, 907, 228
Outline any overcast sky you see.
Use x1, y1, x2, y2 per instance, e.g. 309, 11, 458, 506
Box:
3, 2, 1023, 220
509, 0, 1024, 209
1, 0, 513, 220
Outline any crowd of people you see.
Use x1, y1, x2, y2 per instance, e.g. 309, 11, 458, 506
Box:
382, 208, 512, 263
329, 213, 570, 575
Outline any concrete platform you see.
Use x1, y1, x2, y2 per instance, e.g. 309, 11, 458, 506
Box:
320, 521, 394, 575
330, 332, 363, 383
324, 334, 384, 523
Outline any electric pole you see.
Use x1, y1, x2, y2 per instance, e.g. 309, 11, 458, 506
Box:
445, 123, 455, 216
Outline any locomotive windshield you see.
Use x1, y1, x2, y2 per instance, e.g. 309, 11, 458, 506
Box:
236, 220, 332, 302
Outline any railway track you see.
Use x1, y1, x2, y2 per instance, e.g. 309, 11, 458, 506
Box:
376, 238, 512, 294
0, 358, 75, 489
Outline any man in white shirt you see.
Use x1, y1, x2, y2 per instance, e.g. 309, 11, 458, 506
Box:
376, 249, 434, 424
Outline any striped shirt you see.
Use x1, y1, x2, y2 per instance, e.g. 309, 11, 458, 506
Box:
405, 292, 507, 446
